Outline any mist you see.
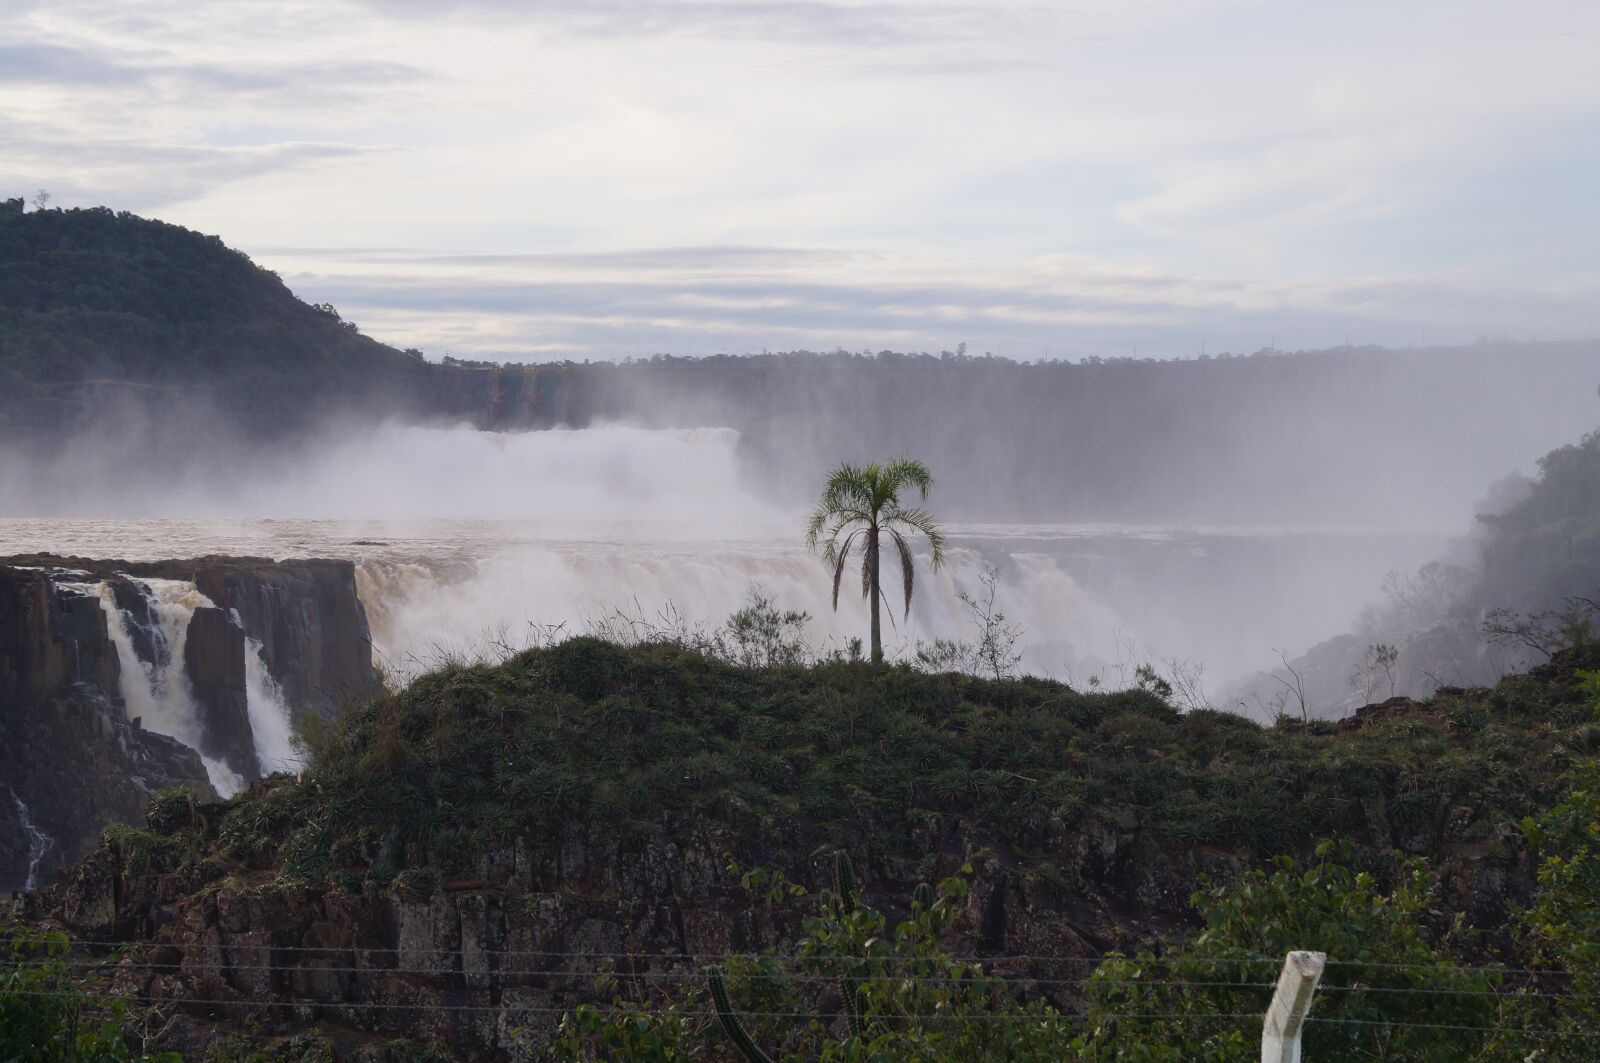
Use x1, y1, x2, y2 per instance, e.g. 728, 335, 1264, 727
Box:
8, 339, 1589, 695
0, 420, 778, 529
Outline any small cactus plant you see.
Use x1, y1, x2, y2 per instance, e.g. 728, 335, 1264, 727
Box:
705, 850, 944, 1056
835, 849, 857, 913
708, 965, 774, 1063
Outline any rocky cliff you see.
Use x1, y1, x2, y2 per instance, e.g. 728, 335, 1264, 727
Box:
0, 555, 377, 892
0, 563, 214, 892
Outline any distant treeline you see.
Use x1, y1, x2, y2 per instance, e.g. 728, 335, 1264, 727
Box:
475, 342, 1600, 523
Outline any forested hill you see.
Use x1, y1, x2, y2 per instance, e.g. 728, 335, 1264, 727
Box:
3, 205, 1599, 522
0, 206, 438, 435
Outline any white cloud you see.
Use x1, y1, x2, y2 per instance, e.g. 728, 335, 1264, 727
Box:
255, 243, 1600, 360
2, 0, 1596, 355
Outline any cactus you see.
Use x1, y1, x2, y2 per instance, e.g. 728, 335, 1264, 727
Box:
840, 974, 866, 1040
834, 850, 857, 913
831, 850, 870, 1041
707, 852, 933, 1055
708, 966, 775, 1063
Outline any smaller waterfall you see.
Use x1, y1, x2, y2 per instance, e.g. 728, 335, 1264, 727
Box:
243, 630, 303, 776
9, 788, 53, 891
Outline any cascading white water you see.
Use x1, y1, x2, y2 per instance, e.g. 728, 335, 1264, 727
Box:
9, 787, 53, 891
355, 544, 1119, 681
76, 579, 300, 796
8, 425, 1146, 683
243, 633, 301, 776
3, 423, 1443, 695
81, 579, 243, 795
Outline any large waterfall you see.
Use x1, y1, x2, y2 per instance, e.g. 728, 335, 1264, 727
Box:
355, 543, 1122, 682
0, 424, 1453, 698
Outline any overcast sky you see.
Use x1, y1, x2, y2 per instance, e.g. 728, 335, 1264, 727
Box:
5, 0, 1597, 359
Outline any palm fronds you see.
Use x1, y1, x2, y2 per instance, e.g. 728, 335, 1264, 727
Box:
805, 458, 945, 662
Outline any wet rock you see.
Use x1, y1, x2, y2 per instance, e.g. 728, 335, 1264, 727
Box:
189, 557, 376, 721
184, 605, 255, 782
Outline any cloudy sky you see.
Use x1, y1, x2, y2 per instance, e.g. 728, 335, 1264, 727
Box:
5, 0, 1597, 359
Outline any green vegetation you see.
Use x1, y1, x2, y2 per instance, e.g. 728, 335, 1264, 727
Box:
1522, 757, 1600, 1037
550, 834, 1600, 1061
1479, 428, 1600, 615
0, 931, 177, 1062
112, 632, 1595, 907
805, 458, 946, 664
0, 206, 429, 432
1089, 843, 1501, 1062
7, 644, 1599, 1058
554, 852, 1080, 1061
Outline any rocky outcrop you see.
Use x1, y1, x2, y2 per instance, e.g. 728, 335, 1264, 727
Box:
0, 555, 378, 892
188, 558, 375, 721
183, 605, 254, 781
37, 824, 1106, 1054
0, 692, 211, 893
0, 564, 118, 704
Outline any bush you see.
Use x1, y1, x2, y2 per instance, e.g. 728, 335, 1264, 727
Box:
0, 931, 177, 1061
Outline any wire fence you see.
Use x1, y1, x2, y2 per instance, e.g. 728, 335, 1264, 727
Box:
5, 936, 1598, 1052
2, 938, 1586, 977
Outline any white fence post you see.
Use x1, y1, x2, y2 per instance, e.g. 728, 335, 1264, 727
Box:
1261, 950, 1326, 1063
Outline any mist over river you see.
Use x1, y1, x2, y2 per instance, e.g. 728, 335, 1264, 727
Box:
0, 424, 1454, 698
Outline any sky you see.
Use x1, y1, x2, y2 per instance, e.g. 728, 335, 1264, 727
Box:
4, 0, 1598, 360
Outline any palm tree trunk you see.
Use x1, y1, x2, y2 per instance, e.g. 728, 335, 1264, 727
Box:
868, 526, 882, 663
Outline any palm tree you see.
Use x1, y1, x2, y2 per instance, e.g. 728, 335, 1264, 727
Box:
805, 459, 946, 664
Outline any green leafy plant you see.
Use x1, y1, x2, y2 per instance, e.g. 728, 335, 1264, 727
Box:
1085, 841, 1502, 1063
556, 854, 1078, 1061
0, 931, 178, 1062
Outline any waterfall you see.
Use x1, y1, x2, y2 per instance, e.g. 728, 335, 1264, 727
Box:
356, 544, 1119, 681
80, 579, 243, 795
75, 578, 298, 796
243, 630, 302, 776
9, 788, 53, 891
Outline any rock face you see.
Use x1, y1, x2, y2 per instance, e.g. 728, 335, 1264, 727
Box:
183, 605, 254, 781
40, 825, 1109, 1055
189, 558, 374, 721
0, 555, 378, 892
0, 565, 119, 704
